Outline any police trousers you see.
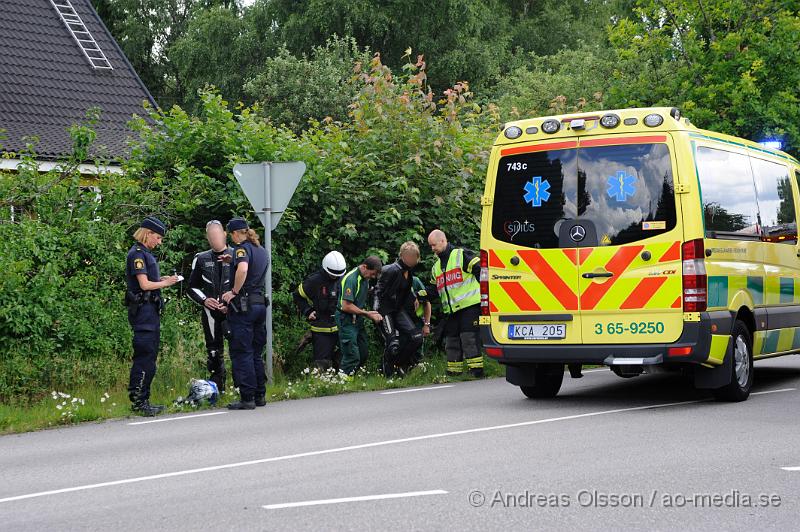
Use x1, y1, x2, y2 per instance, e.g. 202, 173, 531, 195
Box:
228, 303, 267, 402
128, 302, 160, 405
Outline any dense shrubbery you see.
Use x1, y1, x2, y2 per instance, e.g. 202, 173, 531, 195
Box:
4, 0, 800, 405
0, 55, 497, 404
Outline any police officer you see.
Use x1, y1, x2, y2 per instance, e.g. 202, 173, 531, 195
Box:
375, 242, 424, 377
427, 229, 484, 378
187, 220, 233, 392
293, 251, 347, 371
125, 216, 179, 416
335, 256, 383, 376
221, 218, 269, 410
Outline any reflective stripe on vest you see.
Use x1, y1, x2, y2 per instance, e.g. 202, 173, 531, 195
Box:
311, 325, 338, 333
432, 248, 480, 314
338, 267, 362, 309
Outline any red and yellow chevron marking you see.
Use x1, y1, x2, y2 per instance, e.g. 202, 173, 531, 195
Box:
490, 249, 579, 312
580, 241, 681, 311
518, 250, 578, 310
488, 241, 681, 314
580, 246, 643, 309
498, 282, 541, 311
659, 241, 681, 262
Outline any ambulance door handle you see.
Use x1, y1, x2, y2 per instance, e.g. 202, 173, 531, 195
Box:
582, 272, 613, 279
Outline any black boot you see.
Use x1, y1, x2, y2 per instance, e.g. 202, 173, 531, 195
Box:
469, 367, 485, 379
227, 400, 256, 410
254, 396, 267, 407
132, 401, 165, 417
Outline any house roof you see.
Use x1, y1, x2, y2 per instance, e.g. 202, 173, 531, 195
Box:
0, 0, 156, 161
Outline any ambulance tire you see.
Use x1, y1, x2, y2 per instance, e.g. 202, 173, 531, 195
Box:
712, 320, 753, 402
520, 364, 564, 399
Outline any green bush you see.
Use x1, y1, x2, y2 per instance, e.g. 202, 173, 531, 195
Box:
0, 55, 498, 405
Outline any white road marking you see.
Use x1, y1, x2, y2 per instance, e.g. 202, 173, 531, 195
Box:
780, 466, 800, 471
751, 388, 796, 396
381, 385, 455, 395
128, 412, 228, 425
1, 388, 794, 504
262, 490, 447, 510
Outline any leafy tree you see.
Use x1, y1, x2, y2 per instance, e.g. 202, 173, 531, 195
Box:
265, 0, 515, 92
607, 0, 800, 153
243, 36, 369, 131
168, 2, 280, 111
492, 44, 612, 120
703, 202, 750, 233
91, 0, 243, 107
503, 0, 635, 57
777, 175, 795, 225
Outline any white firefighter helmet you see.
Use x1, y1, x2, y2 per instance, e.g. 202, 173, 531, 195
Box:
322, 250, 347, 277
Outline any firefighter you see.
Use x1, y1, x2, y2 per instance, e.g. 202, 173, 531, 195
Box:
293, 251, 347, 371
375, 242, 424, 377
427, 229, 484, 378
125, 216, 179, 416
221, 218, 269, 410
335, 256, 384, 376
187, 220, 233, 393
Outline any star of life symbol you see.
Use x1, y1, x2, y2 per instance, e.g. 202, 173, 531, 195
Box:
523, 176, 551, 207
607, 170, 637, 202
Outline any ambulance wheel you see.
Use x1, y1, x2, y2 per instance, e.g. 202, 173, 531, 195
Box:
713, 320, 753, 402
520, 364, 564, 399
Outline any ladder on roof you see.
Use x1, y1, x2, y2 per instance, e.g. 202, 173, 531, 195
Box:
50, 0, 114, 70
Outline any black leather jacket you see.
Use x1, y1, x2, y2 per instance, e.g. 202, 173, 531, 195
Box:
188, 248, 233, 308
374, 259, 415, 315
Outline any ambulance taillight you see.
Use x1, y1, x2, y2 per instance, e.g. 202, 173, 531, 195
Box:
681, 239, 707, 312
480, 249, 490, 316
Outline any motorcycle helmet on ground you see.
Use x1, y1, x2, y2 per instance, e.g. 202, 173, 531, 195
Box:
175, 379, 219, 406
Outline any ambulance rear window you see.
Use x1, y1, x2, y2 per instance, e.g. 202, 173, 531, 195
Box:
491, 143, 676, 248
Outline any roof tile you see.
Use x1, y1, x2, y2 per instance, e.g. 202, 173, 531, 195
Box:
0, 0, 155, 159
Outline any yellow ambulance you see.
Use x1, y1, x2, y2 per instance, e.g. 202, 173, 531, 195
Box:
478, 107, 800, 401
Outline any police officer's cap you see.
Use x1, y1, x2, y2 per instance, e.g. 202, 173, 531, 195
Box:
226, 217, 249, 232
140, 216, 166, 236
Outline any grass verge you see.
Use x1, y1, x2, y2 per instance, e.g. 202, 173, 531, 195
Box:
0, 352, 505, 435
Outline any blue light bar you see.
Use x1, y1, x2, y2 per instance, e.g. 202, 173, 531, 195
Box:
759, 140, 783, 150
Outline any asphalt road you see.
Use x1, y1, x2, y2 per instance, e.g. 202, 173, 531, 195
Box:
1, 357, 800, 531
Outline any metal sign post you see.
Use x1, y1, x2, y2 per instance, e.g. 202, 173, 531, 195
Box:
233, 161, 306, 384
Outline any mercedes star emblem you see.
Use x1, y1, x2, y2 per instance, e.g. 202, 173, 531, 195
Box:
570, 225, 586, 242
